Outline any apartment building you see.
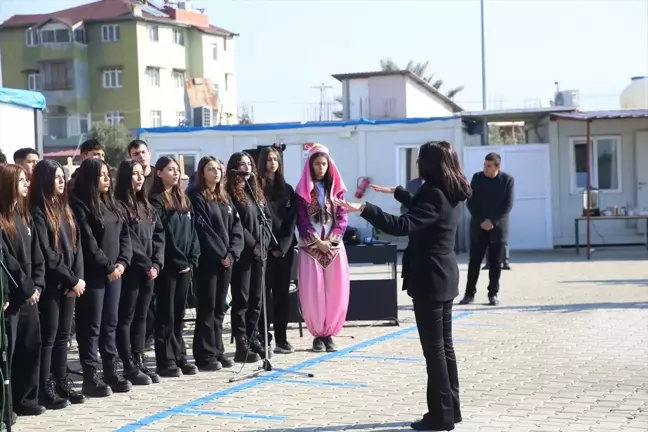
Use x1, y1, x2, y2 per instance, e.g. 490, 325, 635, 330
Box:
0, 0, 237, 149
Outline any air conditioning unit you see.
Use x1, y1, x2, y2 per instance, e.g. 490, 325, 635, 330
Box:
192, 106, 213, 127
553, 90, 580, 107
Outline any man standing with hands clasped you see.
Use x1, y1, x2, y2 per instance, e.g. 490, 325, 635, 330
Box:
459, 152, 514, 306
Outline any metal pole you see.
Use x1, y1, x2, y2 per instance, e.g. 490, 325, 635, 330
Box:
585, 120, 592, 260
480, 0, 488, 146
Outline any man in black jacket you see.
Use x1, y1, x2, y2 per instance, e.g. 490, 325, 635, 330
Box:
460, 152, 514, 306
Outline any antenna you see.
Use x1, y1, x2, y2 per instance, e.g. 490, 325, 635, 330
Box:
311, 82, 333, 122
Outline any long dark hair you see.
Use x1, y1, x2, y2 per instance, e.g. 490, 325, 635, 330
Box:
195, 156, 229, 203
309, 152, 332, 196
0, 164, 29, 239
71, 158, 123, 225
257, 147, 287, 199
149, 156, 191, 212
418, 141, 471, 202
115, 160, 156, 222
225, 152, 264, 205
29, 160, 77, 251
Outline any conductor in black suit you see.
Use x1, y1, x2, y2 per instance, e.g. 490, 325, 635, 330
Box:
459, 152, 514, 306
336, 141, 471, 432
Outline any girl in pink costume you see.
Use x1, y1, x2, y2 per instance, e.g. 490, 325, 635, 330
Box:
295, 144, 350, 353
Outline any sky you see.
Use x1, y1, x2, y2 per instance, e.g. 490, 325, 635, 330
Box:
1, 0, 647, 123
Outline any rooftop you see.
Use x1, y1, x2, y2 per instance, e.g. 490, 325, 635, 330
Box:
550, 109, 648, 121
331, 70, 463, 113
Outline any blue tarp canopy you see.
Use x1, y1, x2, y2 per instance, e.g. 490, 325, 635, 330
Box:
0, 87, 46, 111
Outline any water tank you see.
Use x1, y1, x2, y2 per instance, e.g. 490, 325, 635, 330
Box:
620, 76, 648, 109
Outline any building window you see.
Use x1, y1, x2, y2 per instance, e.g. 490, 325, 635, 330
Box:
105, 111, 125, 125
212, 44, 218, 60
148, 25, 159, 42
172, 70, 185, 88
150, 111, 162, 127
40, 29, 71, 44
157, 152, 198, 177
173, 29, 184, 46
146, 67, 160, 87
42, 61, 72, 91
176, 111, 186, 125
223, 37, 227, 51
44, 105, 68, 139
102, 69, 122, 88
27, 73, 40, 91
398, 147, 420, 187
74, 28, 86, 44
79, 116, 90, 134
224, 74, 230, 91
101, 25, 120, 42
25, 29, 39, 46
571, 136, 621, 193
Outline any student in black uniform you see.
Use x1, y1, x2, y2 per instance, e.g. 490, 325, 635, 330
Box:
149, 156, 200, 377
256, 147, 297, 354
225, 152, 272, 363
189, 156, 244, 371
0, 164, 46, 416
114, 160, 165, 385
70, 158, 133, 397
29, 160, 86, 409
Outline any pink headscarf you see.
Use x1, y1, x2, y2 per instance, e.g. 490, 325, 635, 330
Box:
295, 143, 347, 203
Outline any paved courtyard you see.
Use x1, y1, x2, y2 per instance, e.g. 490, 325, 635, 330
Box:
12, 248, 648, 432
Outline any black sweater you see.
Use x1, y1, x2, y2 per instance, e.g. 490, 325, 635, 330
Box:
265, 184, 297, 256
467, 171, 515, 238
2, 213, 46, 303
231, 190, 273, 255
31, 207, 83, 294
118, 201, 165, 274
70, 197, 132, 281
189, 189, 245, 264
149, 193, 200, 272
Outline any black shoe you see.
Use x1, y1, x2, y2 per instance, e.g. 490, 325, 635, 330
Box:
502, 262, 511, 270
82, 366, 112, 397
217, 354, 234, 368
250, 334, 272, 359
458, 295, 474, 305
56, 376, 86, 404
233, 335, 260, 363
145, 334, 154, 349
323, 336, 337, 352
196, 359, 222, 372
482, 264, 489, 270
124, 364, 153, 386
134, 353, 160, 384
312, 337, 326, 352
488, 295, 500, 306
274, 341, 295, 354
39, 378, 70, 410
178, 360, 198, 375
14, 401, 46, 416
411, 418, 454, 431
2, 411, 17, 426
156, 364, 183, 378
103, 358, 133, 393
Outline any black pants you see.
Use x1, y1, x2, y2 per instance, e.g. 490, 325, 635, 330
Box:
230, 254, 265, 339
5, 302, 41, 408
412, 297, 461, 430
146, 294, 156, 340
193, 263, 232, 364
154, 269, 191, 368
259, 249, 294, 343
75, 279, 121, 369
117, 269, 155, 368
485, 243, 510, 266
465, 228, 504, 296
39, 288, 75, 384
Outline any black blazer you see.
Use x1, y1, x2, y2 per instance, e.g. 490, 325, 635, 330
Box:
361, 182, 463, 302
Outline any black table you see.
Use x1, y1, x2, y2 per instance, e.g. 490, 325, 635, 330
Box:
574, 215, 648, 257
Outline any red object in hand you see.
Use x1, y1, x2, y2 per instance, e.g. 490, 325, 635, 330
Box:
355, 177, 371, 199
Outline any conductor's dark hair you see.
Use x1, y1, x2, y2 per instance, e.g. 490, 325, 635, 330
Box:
417, 141, 471, 203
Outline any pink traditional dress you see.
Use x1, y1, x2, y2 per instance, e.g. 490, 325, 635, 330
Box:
295, 144, 350, 338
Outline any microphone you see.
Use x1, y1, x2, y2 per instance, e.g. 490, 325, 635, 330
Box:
230, 169, 254, 176
363, 236, 389, 246
355, 177, 371, 199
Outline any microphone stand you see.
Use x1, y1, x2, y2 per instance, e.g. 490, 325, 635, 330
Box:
229, 174, 314, 383
0, 247, 14, 432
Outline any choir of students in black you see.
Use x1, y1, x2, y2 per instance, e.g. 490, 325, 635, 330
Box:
0, 141, 299, 428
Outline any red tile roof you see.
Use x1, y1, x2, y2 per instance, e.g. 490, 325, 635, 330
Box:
0, 0, 237, 36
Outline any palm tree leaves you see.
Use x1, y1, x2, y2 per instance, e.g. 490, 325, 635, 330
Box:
379, 57, 464, 100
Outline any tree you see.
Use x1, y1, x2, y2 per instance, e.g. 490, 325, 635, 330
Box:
238, 103, 254, 124
87, 121, 132, 167
489, 123, 526, 145
379, 58, 465, 100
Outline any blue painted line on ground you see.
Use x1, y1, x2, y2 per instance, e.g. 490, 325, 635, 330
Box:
114, 310, 473, 432
345, 354, 423, 362
262, 378, 368, 387
181, 409, 287, 421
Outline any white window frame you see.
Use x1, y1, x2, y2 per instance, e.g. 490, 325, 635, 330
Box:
212, 43, 218, 60
74, 27, 87, 45
146, 67, 160, 87
569, 135, 622, 194
101, 25, 120, 42
172, 70, 185, 88
394, 144, 421, 187
156, 151, 200, 177
27, 72, 40, 91
150, 110, 162, 127
78, 115, 90, 135
102, 68, 122, 89
105, 111, 125, 125
25, 28, 39, 46
173, 28, 184, 46
148, 25, 159, 42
